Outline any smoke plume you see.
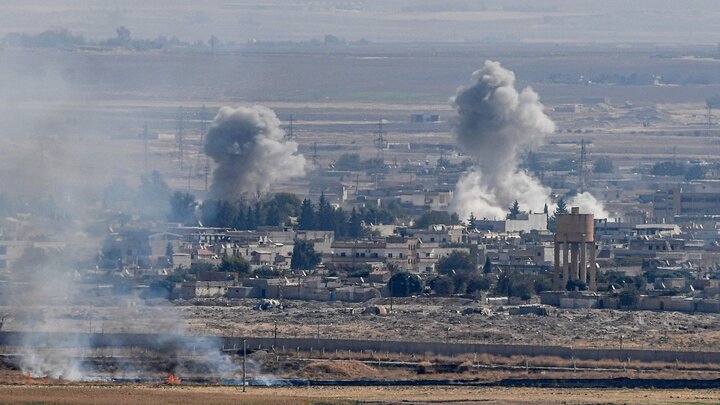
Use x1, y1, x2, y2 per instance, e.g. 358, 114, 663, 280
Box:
204, 106, 306, 201
450, 60, 606, 219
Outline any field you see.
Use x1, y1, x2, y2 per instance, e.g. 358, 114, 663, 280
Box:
0, 384, 719, 404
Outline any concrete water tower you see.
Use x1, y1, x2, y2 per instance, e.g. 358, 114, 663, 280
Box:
553, 207, 596, 291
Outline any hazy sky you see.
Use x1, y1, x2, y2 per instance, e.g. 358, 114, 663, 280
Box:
1, 0, 720, 44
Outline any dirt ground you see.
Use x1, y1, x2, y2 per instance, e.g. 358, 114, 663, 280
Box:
5, 296, 720, 351
177, 297, 720, 350
0, 384, 719, 405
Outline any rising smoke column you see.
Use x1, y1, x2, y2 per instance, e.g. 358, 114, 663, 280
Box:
204, 106, 306, 201
450, 60, 554, 219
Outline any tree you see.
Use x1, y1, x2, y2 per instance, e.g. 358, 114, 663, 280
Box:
208, 35, 219, 52
388, 272, 423, 297
298, 199, 315, 230
415, 210, 458, 228
291, 239, 321, 270
136, 170, 171, 220
219, 256, 251, 276
436, 251, 476, 275
495, 271, 534, 300
168, 192, 197, 224
190, 262, 217, 273
317, 193, 335, 231
554, 198, 568, 216
593, 157, 614, 173
429, 276, 454, 295
465, 274, 492, 294
482, 256, 493, 274
467, 212, 478, 231
619, 287, 640, 307
507, 200, 521, 220
165, 242, 174, 257
334, 153, 362, 171
348, 207, 363, 238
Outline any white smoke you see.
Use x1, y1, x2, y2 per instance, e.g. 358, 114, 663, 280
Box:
450, 60, 606, 219
204, 105, 306, 201
568, 192, 609, 218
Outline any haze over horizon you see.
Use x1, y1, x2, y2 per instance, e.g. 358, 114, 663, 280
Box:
2, 0, 720, 45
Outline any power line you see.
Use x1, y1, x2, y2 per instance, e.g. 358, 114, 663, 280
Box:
176, 106, 185, 170
373, 119, 387, 163
579, 139, 587, 193
311, 141, 319, 166
285, 114, 295, 140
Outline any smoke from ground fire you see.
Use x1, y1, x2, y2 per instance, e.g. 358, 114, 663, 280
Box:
450, 60, 607, 219
204, 106, 306, 201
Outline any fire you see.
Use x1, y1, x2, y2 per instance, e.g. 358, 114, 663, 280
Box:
167, 374, 182, 384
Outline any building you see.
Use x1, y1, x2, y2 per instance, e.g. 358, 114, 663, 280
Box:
476, 213, 548, 233
653, 183, 720, 222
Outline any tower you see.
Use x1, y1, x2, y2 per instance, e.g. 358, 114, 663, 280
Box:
553, 207, 596, 291
311, 141, 319, 166
579, 139, 587, 193
285, 114, 295, 140
373, 119, 387, 163
142, 123, 149, 172
175, 107, 185, 170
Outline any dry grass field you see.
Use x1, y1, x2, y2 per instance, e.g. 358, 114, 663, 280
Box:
0, 384, 719, 404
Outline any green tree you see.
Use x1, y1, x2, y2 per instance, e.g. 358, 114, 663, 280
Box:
482, 256, 493, 274
291, 239, 321, 270
165, 242, 174, 257
348, 207, 363, 238
388, 272, 423, 297
168, 192, 197, 224
334, 153, 362, 171
219, 256, 251, 276
467, 212, 478, 230
317, 193, 335, 231
298, 199, 315, 230
415, 210, 458, 228
554, 198, 568, 216
464, 274, 492, 294
619, 287, 640, 307
593, 157, 614, 173
429, 276, 454, 295
136, 170, 171, 220
190, 262, 218, 273
507, 200, 521, 220
436, 251, 476, 275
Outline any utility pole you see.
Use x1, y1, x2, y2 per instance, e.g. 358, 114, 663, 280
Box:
142, 123, 149, 172
285, 114, 295, 140
242, 338, 247, 392
579, 139, 587, 193
373, 119, 387, 163
199, 104, 208, 144
708, 104, 713, 129
176, 107, 185, 170
311, 141, 319, 166
273, 320, 278, 347
204, 160, 210, 192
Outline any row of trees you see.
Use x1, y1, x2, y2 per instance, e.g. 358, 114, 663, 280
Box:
2, 27, 221, 52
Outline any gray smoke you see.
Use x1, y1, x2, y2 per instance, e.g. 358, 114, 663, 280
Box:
450, 60, 607, 219
204, 106, 306, 201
